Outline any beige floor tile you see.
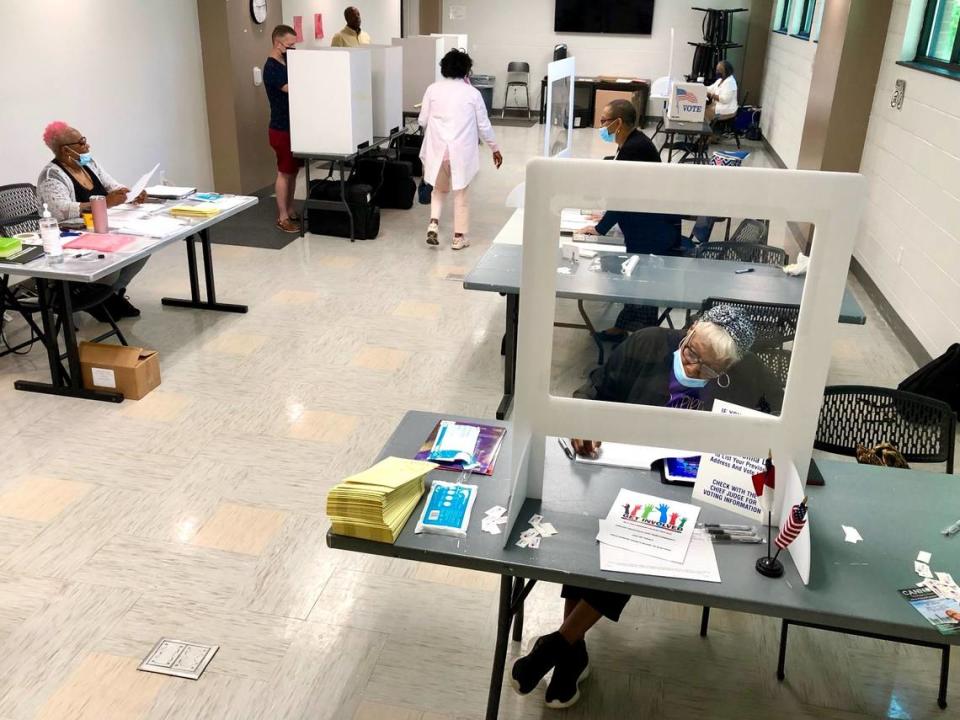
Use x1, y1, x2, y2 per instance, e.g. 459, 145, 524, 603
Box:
412, 564, 499, 592
353, 701, 428, 720
432, 264, 469, 279
35, 653, 166, 720
146, 672, 265, 720
288, 409, 360, 444
318, 255, 361, 269
392, 301, 442, 321
202, 332, 269, 357
269, 289, 320, 305
189, 503, 287, 556
0, 477, 93, 523
120, 391, 191, 420
350, 345, 412, 372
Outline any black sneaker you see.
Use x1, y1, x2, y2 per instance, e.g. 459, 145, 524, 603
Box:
510, 632, 567, 695
111, 292, 141, 318
544, 639, 589, 709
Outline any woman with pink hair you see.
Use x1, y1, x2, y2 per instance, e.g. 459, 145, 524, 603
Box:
36, 122, 147, 319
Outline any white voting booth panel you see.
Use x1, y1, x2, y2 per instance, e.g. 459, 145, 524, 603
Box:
544, 57, 575, 158
502, 159, 866, 585
391, 36, 443, 112
669, 81, 707, 121
288, 49, 373, 155
431, 33, 468, 52
368, 45, 403, 137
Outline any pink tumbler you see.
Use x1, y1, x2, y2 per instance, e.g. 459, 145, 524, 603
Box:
90, 195, 108, 233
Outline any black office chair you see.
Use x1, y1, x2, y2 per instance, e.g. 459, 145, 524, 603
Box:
697, 297, 801, 350
775, 384, 956, 710
728, 219, 769, 244
694, 242, 787, 267
502, 61, 531, 119
754, 347, 792, 389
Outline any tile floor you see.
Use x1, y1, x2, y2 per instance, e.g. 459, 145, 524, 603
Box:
0, 124, 955, 719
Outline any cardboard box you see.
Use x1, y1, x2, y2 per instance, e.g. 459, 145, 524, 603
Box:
79, 342, 161, 400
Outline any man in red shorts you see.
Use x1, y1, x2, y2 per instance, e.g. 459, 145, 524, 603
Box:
264, 24, 303, 233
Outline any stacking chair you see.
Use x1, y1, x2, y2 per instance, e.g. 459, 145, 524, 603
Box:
775, 385, 957, 709
728, 218, 769, 244
753, 347, 792, 389
501, 62, 531, 119
698, 297, 800, 350
694, 241, 787, 266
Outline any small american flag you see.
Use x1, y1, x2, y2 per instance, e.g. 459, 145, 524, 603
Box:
775, 501, 808, 550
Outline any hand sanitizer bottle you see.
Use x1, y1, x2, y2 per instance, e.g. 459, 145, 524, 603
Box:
39, 203, 63, 264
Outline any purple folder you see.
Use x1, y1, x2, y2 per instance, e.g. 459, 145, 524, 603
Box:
414, 421, 507, 476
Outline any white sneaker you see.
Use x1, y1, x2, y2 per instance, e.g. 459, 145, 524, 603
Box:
452, 234, 469, 250
426, 221, 439, 246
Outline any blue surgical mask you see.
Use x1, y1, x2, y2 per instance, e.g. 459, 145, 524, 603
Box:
76, 152, 93, 166
673, 350, 709, 388
599, 125, 616, 143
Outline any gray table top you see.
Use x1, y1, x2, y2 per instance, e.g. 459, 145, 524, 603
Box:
662, 118, 712, 134
0, 196, 258, 283
328, 410, 960, 647
463, 244, 866, 324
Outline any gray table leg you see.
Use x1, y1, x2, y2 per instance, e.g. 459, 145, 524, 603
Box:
939, 647, 949, 709
161, 231, 248, 313
496, 294, 518, 420
511, 577, 525, 643
486, 576, 513, 720
699, 607, 710, 637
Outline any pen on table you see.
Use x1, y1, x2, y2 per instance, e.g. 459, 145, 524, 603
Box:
709, 533, 764, 543
735, 268, 755, 274
557, 438, 575, 460
699, 523, 754, 531
703, 527, 758, 537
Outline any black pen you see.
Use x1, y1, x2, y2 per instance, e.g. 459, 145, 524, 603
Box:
709, 533, 764, 543
735, 268, 755, 274
557, 438, 575, 460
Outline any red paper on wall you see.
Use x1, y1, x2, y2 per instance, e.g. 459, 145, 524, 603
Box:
314, 13, 324, 39
293, 15, 303, 42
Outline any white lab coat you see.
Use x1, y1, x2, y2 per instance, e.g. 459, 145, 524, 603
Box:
707, 75, 739, 117
418, 79, 499, 191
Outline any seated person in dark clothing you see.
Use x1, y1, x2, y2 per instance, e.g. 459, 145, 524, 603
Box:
578, 99, 683, 340
511, 305, 782, 709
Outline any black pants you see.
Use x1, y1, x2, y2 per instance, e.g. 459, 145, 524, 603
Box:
561, 585, 630, 622
614, 304, 659, 332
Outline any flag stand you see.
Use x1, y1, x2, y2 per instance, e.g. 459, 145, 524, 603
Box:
755, 509, 784, 577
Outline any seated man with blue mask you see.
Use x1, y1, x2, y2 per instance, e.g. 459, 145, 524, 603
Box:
512, 305, 782, 710
579, 99, 683, 341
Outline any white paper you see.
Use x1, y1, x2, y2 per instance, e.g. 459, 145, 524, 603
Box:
536, 522, 557, 537
598, 489, 700, 564
144, 185, 196, 199
485, 505, 507, 518
917, 551, 932, 564
428, 421, 480, 465
841, 525, 863, 543
600, 531, 721, 582
936, 572, 956, 586
575, 442, 699, 471
691, 400, 769, 521
113, 216, 189, 238
90, 367, 116, 389
915, 561, 933, 579
126, 163, 160, 203
560, 208, 597, 233
778, 461, 811, 585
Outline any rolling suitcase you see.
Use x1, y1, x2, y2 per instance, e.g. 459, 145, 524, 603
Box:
307, 179, 381, 240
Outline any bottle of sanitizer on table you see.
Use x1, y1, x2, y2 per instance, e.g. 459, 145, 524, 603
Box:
39, 203, 63, 264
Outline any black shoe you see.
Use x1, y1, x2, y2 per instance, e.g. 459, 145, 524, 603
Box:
596, 329, 628, 344
510, 632, 567, 695
545, 639, 589, 709
85, 303, 112, 323
110, 291, 141, 318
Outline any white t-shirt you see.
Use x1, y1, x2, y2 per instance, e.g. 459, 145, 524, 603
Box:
707, 75, 738, 117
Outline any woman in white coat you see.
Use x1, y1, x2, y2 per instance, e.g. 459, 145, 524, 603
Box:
705, 60, 738, 123
419, 50, 503, 250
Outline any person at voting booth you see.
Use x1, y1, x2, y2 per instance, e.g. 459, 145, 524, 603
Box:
419, 50, 503, 250
37, 121, 147, 319
579, 99, 683, 340
705, 60, 739, 123
330, 6, 371, 47
513, 306, 780, 709
264, 24, 304, 234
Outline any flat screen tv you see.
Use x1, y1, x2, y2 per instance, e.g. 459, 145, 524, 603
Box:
555, 0, 655, 35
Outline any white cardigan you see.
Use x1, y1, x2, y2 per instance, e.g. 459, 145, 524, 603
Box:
418, 79, 499, 191
36, 158, 122, 221
707, 75, 739, 117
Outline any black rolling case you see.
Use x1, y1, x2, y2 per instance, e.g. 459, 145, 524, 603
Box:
354, 157, 416, 210
307, 179, 381, 240
392, 133, 423, 177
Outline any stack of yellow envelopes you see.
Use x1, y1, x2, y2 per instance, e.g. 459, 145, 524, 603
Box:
168, 204, 221, 218
327, 456, 436, 543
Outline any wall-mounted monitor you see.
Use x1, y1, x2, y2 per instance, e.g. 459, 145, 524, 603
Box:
554, 0, 655, 35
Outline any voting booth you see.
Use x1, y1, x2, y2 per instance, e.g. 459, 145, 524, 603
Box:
544, 57, 575, 158
368, 45, 403, 137
288, 48, 373, 155
430, 33, 468, 53
668, 81, 708, 121
391, 35, 444, 113
500, 158, 867, 584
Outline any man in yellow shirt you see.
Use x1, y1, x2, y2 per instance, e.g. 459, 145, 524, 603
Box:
331, 6, 371, 47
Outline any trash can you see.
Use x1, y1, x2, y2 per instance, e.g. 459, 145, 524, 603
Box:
473, 74, 496, 115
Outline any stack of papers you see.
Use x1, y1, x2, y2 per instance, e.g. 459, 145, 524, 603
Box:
169, 203, 221, 218
145, 185, 197, 200
575, 442, 699, 471
326, 457, 435, 543
597, 489, 720, 582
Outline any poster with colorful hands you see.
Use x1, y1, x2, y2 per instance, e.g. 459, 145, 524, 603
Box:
598, 489, 701, 564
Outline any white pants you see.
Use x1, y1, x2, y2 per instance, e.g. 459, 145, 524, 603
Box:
430, 159, 470, 235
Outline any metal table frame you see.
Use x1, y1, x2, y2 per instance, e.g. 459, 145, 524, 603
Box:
327, 411, 958, 719
660, 118, 713, 164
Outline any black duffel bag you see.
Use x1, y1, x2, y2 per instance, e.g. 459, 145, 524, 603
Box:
307, 179, 380, 240
353, 157, 416, 210
898, 343, 960, 413
392, 133, 424, 177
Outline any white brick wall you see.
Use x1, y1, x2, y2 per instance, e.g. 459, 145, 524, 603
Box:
857, 0, 960, 355
759, 30, 818, 168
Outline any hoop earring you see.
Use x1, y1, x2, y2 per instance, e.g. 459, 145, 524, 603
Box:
716, 373, 730, 388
